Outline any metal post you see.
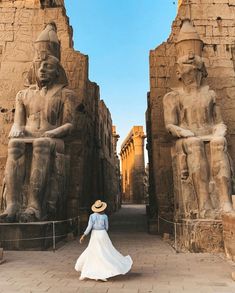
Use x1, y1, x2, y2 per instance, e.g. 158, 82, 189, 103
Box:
157, 215, 160, 234
77, 216, 80, 236
174, 223, 178, 253
52, 221, 56, 252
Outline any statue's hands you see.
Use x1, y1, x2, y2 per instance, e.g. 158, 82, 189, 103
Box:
42, 130, 57, 138
42, 124, 73, 139
213, 123, 227, 137
8, 124, 24, 138
178, 129, 195, 138
167, 124, 194, 138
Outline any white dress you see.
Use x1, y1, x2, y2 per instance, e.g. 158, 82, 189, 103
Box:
75, 229, 133, 280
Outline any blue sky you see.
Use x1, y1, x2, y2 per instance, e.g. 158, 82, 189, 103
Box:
64, 0, 177, 153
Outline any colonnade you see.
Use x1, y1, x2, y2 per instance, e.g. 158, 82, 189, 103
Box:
120, 126, 146, 204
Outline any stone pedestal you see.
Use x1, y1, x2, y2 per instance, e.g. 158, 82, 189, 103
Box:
0, 220, 79, 250
0, 248, 5, 264
178, 219, 224, 253
222, 212, 235, 262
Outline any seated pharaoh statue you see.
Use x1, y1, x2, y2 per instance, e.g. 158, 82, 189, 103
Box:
0, 22, 76, 222
163, 19, 234, 219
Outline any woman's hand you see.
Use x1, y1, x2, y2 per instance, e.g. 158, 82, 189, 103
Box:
79, 234, 85, 244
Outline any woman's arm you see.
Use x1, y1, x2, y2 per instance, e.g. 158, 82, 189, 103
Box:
80, 215, 93, 243
105, 215, 109, 231
84, 215, 93, 235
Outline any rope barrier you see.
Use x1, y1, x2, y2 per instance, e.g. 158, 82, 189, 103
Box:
0, 230, 77, 242
157, 215, 178, 253
0, 216, 80, 251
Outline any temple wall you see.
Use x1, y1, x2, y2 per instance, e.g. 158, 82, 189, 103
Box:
147, 0, 235, 221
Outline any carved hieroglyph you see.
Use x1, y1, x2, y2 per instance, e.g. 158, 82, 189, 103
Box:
0, 22, 77, 223
163, 20, 234, 220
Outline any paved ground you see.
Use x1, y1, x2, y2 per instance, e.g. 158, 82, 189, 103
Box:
0, 205, 235, 293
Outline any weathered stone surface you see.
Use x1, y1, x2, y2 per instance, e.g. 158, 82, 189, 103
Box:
222, 212, 235, 261
179, 219, 224, 252
120, 126, 146, 204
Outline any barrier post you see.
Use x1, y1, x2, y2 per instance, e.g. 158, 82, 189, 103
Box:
174, 222, 178, 253
52, 221, 56, 252
157, 214, 160, 234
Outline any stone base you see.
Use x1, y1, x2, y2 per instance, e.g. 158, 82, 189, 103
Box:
147, 218, 158, 234
222, 212, 235, 262
0, 248, 5, 264
178, 219, 224, 253
0, 220, 78, 250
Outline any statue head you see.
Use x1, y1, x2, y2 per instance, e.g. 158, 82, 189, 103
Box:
26, 22, 68, 87
176, 19, 207, 86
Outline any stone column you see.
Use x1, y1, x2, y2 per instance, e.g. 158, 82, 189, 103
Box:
132, 127, 146, 203
120, 126, 146, 204
129, 142, 135, 202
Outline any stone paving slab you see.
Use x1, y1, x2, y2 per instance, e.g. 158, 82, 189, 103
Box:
0, 205, 235, 293
0, 234, 235, 293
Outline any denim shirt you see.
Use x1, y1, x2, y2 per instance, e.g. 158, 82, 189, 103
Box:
84, 213, 109, 236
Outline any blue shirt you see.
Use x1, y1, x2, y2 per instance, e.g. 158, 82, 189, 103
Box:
83, 213, 109, 235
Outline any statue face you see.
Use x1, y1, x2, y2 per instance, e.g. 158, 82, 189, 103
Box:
37, 58, 59, 85
179, 64, 202, 86
177, 54, 205, 86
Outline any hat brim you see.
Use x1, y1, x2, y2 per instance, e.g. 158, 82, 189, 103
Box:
91, 202, 107, 212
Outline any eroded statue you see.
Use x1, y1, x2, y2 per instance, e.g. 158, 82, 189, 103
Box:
0, 22, 76, 222
163, 19, 234, 219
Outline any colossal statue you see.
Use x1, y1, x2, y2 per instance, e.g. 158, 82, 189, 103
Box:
163, 19, 234, 219
0, 22, 76, 222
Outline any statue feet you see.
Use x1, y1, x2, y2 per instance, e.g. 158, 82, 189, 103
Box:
199, 209, 219, 219
0, 204, 18, 222
19, 207, 40, 223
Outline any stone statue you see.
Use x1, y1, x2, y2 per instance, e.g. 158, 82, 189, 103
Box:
163, 19, 233, 219
0, 23, 76, 222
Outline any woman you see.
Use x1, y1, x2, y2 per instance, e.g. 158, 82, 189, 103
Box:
75, 200, 133, 281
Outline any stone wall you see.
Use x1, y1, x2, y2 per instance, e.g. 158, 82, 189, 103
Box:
147, 0, 235, 222
0, 0, 120, 220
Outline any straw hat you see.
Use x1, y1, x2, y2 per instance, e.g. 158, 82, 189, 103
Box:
91, 200, 107, 213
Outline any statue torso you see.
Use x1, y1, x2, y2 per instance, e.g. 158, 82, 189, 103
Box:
177, 85, 215, 136
21, 84, 65, 137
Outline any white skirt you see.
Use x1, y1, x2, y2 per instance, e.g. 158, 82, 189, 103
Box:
75, 230, 133, 280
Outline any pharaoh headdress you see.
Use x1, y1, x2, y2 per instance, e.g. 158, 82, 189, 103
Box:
27, 21, 68, 86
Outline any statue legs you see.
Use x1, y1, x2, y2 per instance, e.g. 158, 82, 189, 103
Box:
20, 138, 55, 222
0, 139, 26, 221
210, 137, 233, 212
183, 137, 213, 217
